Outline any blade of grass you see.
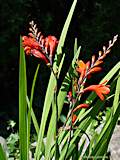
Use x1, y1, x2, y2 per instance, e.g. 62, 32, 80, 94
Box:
19, 37, 28, 160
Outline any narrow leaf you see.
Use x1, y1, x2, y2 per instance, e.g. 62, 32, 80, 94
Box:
0, 144, 7, 160
19, 37, 28, 160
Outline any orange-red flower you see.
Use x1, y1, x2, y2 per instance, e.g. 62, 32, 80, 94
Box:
87, 67, 102, 75
83, 81, 110, 101
76, 60, 102, 83
22, 36, 40, 54
22, 36, 49, 64
22, 34, 58, 65
45, 36, 58, 56
76, 60, 90, 83
73, 104, 89, 113
72, 114, 77, 124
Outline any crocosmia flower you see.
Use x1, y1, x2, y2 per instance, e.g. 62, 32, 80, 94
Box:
22, 21, 58, 65
45, 36, 58, 56
83, 81, 110, 101
76, 60, 102, 83
22, 36, 49, 64
22, 36, 40, 53
72, 114, 77, 124
76, 60, 90, 83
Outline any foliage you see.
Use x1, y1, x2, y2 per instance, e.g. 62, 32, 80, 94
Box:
1, 0, 120, 160
7, 133, 19, 159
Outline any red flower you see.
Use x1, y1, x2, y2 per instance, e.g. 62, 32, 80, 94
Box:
76, 60, 102, 83
87, 67, 102, 75
76, 60, 90, 83
22, 36, 40, 52
73, 104, 89, 113
72, 114, 77, 124
45, 36, 58, 56
22, 34, 58, 65
83, 81, 110, 101
22, 36, 49, 64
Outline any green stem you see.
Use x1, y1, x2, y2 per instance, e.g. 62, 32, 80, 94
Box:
27, 64, 40, 157
64, 102, 73, 159
52, 68, 59, 159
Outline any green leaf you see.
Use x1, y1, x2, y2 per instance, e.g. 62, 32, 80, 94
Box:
0, 144, 7, 160
57, 53, 65, 78
19, 37, 28, 160
45, 100, 56, 159
57, 0, 78, 56
59, 142, 69, 160
78, 139, 86, 158
26, 96, 39, 135
112, 71, 120, 114
35, 72, 56, 159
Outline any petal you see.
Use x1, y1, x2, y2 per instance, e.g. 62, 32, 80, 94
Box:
77, 60, 86, 70
31, 49, 49, 64
88, 67, 102, 74
73, 104, 89, 112
68, 91, 72, 98
83, 85, 98, 92
94, 60, 103, 67
72, 114, 77, 124
24, 46, 31, 55
22, 36, 28, 41
46, 36, 58, 56
79, 70, 85, 84
86, 61, 90, 69
96, 90, 105, 101
101, 86, 110, 94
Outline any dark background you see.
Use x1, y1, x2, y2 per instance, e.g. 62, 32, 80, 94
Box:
0, 0, 120, 137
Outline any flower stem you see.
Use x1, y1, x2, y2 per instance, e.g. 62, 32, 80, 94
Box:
52, 69, 59, 159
